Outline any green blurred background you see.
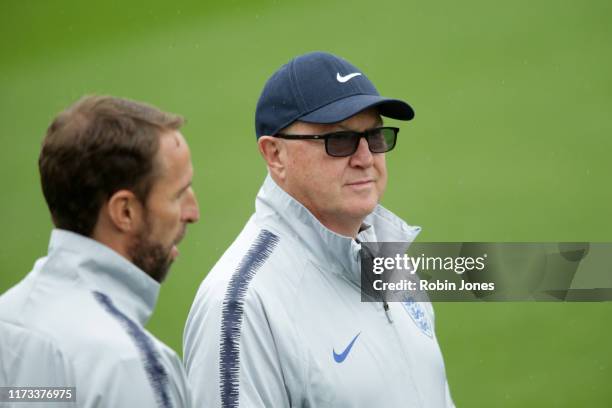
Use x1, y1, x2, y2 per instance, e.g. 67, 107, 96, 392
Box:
1, 0, 611, 406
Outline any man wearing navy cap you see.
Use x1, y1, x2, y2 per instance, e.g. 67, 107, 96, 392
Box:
184, 52, 455, 407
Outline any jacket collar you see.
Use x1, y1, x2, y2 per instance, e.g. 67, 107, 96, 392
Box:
46, 229, 160, 326
255, 175, 421, 283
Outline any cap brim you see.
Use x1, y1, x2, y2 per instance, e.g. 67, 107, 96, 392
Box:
298, 94, 414, 124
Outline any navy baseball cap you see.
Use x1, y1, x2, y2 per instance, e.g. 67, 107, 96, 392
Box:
255, 51, 414, 138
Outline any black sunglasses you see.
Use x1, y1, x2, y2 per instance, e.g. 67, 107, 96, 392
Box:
274, 127, 399, 157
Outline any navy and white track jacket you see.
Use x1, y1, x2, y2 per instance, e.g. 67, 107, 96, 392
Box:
0, 230, 192, 407
184, 175, 454, 407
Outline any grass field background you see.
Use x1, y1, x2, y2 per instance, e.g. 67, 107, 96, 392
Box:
1, 0, 611, 406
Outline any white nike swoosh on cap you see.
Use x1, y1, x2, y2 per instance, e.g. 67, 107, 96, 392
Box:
336, 72, 362, 83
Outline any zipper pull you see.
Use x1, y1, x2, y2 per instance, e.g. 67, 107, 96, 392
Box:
383, 301, 393, 324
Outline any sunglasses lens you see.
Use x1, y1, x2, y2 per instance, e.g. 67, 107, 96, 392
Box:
368, 128, 396, 153
326, 134, 358, 157
325, 128, 397, 157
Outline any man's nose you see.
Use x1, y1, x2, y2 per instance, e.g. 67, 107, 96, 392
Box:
183, 188, 200, 223
349, 136, 374, 167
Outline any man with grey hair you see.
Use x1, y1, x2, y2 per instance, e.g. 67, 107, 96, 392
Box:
0, 96, 199, 407
185, 52, 454, 407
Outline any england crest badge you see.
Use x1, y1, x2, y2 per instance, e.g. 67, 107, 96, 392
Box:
401, 296, 433, 338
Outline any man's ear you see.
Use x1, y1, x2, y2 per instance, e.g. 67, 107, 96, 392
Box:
258, 136, 287, 181
105, 190, 145, 233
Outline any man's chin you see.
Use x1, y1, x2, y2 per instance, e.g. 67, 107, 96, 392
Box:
347, 198, 379, 217
129, 242, 175, 283
159, 248, 179, 280
340, 206, 377, 226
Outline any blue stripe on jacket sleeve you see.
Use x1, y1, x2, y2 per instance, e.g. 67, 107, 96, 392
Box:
219, 229, 280, 408
93, 291, 172, 408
